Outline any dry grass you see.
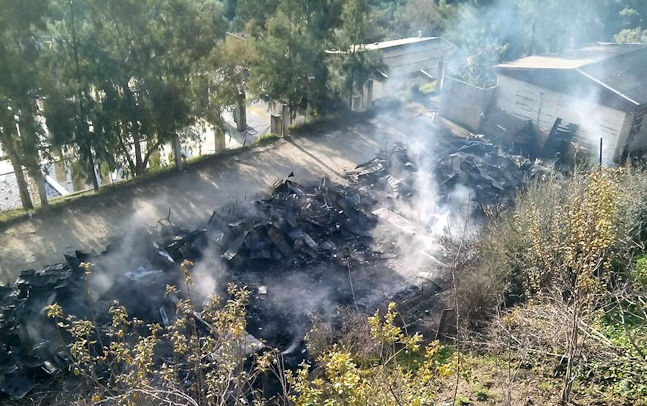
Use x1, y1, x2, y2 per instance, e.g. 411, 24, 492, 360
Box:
448, 165, 647, 405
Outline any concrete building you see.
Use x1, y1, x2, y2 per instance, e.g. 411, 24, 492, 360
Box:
328, 36, 445, 110
493, 43, 647, 164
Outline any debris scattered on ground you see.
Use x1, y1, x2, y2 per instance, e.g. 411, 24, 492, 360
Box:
348, 137, 545, 213
435, 136, 544, 211
0, 135, 543, 399
347, 143, 416, 201
0, 176, 384, 399
213, 174, 379, 268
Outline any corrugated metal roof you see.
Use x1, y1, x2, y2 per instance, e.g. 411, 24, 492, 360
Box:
361, 36, 440, 51
496, 44, 647, 111
326, 36, 440, 54
496, 44, 646, 69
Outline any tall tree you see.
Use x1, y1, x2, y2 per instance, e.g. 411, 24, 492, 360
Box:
333, 0, 384, 108
0, 0, 50, 208
391, 0, 455, 38
612, 1, 647, 42
0, 103, 33, 209
250, 0, 333, 116
58, 0, 228, 176
44, 0, 106, 191
233, 0, 279, 35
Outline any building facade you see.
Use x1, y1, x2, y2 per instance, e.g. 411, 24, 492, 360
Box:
493, 44, 647, 164
328, 36, 445, 111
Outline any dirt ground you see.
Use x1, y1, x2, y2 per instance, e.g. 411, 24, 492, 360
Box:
0, 110, 438, 283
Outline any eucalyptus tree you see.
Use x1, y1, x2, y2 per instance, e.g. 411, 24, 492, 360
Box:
0, 0, 50, 208
65, 0, 226, 176
0, 101, 34, 209
249, 0, 336, 117
232, 0, 279, 35
333, 0, 385, 108
43, 0, 111, 190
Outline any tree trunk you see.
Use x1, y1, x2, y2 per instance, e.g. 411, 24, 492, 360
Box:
70, 0, 99, 191
215, 125, 226, 152
561, 305, 579, 405
84, 143, 99, 191
236, 90, 247, 132
1, 135, 33, 209
133, 123, 143, 175
348, 70, 355, 111
123, 83, 143, 176
28, 165, 48, 209
172, 133, 183, 172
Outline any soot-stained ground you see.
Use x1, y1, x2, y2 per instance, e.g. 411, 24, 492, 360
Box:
0, 127, 545, 399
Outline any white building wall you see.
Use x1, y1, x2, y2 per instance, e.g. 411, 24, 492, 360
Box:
348, 39, 444, 110
381, 43, 444, 77
496, 74, 630, 164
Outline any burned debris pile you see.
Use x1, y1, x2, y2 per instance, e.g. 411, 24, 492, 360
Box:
212, 175, 378, 268
0, 136, 543, 400
435, 136, 542, 210
348, 137, 542, 212
0, 255, 88, 399
0, 176, 385, 399
0, 230, 217, 399
348, 143, 417, 201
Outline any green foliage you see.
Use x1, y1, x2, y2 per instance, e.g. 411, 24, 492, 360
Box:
615, 27, 647, 42
46, 262, 276, 405
466, 167, 647, 404
254, 133, 280, 146
418, 81, 437, 95
45, 269, 463, 406
291, 303, 458, 406
454, 396, 472, 405
469, 168, 647, 313
329, 0, 387, 107
472, 386, 490, 401
632, 252, 647, 288
391, 0, 455, 37
249, 0, 333, 116
4, 0, 647, 207
0, 0, 50, 207
232, 0, 279, 35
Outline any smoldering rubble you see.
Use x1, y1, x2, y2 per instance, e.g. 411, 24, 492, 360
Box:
348, 135, 546, 213
0, 135, 543, 399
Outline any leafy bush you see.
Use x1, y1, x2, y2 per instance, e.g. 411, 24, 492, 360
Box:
291, 303, 460, 406
464, 166, 647, 404
46, 261, 278, 405
43, 262, 461, 405
459, 167, 647, 325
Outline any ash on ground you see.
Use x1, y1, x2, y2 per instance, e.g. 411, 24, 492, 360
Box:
0, 135, 543, 399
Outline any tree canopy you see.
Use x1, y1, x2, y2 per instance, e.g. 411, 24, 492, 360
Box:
2, 0, 647, 209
